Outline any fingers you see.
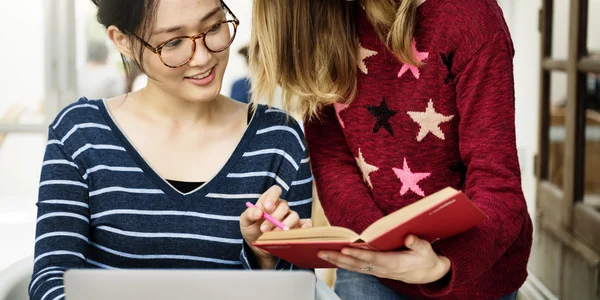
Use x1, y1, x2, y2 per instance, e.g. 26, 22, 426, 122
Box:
318, 251, 372, 274
404, 235, 432, 255
340, 247, 384, 267
246, 185, 311, 233
299, 219, 313, 229
279, 210, 300, 231
256, 185, 283, 213
260, 200, 290, 232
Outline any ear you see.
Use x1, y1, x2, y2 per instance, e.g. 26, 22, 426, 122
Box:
107, 25, 135, 60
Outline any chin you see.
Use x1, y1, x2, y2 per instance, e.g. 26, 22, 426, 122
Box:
182, 86, 222, 103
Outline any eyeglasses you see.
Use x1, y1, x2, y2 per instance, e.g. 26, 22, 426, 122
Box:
129, 1, 239, 68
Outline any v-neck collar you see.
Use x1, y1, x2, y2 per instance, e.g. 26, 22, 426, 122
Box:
96, 98, 262, 202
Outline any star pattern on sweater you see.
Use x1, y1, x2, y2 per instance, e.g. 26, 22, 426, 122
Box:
366, 97, 397, 136
355, 148, 379, 189
407, 99, 454, 142
397, 39, 429, 79
393, 158, 431, 197
334, 103, 349, 128
448, 160, 468, 187
358, 43, 378, 74
441, 52, 456, 84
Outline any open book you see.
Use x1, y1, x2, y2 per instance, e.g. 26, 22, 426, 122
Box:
253, 187, 486, 268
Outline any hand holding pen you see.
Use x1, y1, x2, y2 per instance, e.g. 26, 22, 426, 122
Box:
245, 201, 291, 231
239, 185, 313, 268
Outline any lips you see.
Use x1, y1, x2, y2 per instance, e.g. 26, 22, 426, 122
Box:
184, 66, 217, 86
185, 67, 214, 80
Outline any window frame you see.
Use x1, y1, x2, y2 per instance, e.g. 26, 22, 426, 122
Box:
537, 0, 600, 261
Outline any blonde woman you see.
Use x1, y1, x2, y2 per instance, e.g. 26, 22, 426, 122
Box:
250, 0, 532, 299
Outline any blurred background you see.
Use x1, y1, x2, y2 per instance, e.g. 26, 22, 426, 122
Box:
0, 0, 598, 299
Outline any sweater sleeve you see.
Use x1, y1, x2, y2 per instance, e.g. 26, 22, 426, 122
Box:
304, 107, 386, 234
418, 32, 531, 297
29, 128, 92, 300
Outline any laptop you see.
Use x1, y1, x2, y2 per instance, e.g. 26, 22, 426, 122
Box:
64, 269, 316, 300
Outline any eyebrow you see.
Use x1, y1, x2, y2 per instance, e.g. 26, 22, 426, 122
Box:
154, 6, 223, 35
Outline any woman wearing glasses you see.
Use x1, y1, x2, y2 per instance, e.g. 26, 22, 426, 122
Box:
28, 1, 314, 299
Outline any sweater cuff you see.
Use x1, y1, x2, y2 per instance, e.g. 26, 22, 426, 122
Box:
418, 244, 464, 297
418, 267, 454, 297
241, 240, 290, 270
240, 240, 256, 269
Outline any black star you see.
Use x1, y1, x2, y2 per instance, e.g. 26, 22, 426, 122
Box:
440, 52, 455, 84
366, 97, 397, 136
448, 160, 467, 188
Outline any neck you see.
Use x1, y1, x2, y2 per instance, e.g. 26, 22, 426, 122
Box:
136, 83, 224, 127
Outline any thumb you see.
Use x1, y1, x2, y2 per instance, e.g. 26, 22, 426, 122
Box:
405, 235, 430, 254
240, 207, 264, 228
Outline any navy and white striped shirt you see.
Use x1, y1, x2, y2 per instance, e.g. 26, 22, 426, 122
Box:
29, 98, 313, 300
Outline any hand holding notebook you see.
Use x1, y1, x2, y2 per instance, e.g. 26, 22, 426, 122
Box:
252, 187, 486, 268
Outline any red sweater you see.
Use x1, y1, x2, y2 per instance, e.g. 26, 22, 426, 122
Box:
305, 0, 533, 299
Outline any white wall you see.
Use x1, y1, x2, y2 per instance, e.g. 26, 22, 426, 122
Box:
0, 1, 45, 116
499, 0, 542, 217
0, 1, 46, 271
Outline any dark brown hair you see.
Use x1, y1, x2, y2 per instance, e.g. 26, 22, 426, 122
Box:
91, 0, 159, 81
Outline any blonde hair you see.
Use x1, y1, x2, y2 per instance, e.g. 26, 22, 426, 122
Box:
249, 0, 419, 120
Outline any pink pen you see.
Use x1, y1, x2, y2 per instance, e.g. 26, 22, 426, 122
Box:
245, 202, 290, 231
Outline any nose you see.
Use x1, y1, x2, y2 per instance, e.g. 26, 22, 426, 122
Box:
187, 38, 213, 67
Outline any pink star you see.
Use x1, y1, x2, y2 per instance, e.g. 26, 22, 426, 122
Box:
334, 103, 349, 128
393, 158, 431, 197
397, 39, 429, 80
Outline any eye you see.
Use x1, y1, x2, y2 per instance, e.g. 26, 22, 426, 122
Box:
207, 23, 223, 34
164, 38, 184, 48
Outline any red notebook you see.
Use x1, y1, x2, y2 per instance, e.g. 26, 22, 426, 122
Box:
253, 187, 486, 269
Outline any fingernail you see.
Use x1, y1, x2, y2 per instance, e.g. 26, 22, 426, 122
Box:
264, 201, 272, 210
341, 249, 351, 255
261, 224, 269, 232
319, 254, 328, 260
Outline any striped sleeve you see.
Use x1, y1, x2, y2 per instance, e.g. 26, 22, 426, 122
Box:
29, 127, 91, 300
284, 155, 313, 217
240, 158, 313, 270
241, 117, 313, 270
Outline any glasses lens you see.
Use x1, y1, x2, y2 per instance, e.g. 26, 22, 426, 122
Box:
160, 37, 195, 67
205, 21, 236, 52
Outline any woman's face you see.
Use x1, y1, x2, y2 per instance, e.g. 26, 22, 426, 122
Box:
141, 0, 232, 103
